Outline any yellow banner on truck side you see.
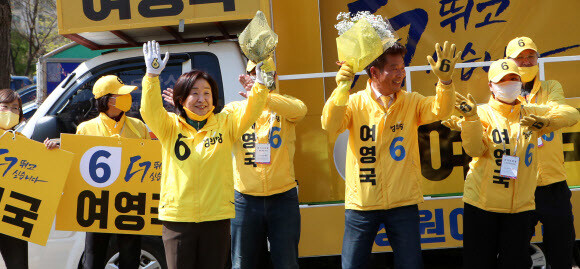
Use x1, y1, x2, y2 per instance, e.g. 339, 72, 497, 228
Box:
57, 0, 269, 35
0, 132, 73, 245
299, 194, 561, 257
57, 134, 162, 235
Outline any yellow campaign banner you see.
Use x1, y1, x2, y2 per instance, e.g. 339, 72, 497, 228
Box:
0, 131, 73, 245
56, 134, 162, 235
299, 193, 573, 257
283, 0, 580, 204
57, 0, 269, 35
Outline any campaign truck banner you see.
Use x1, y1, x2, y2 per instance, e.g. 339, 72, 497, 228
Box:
57, 0, 269, 35
0, 131, 73, 245
56, 134, 162, 235
299, 194, 560, 257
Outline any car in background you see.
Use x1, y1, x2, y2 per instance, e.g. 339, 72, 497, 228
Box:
10, 75, 32, 91
17, 84, 37, 106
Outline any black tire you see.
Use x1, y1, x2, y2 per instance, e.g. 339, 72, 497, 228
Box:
530, 243, 547, 269
104, 235, 167, 269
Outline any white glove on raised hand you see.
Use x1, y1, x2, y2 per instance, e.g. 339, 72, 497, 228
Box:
143, 40, 169, 75
255, 62, 265, 85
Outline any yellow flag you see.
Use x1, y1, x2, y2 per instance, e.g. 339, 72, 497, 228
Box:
0, 131, 73, 245
56, 134, 162, 235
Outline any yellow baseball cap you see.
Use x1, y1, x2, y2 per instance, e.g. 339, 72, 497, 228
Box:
506, 37, 538, 58
488, 59, 520, 83
246, 57, 276, 73
92, 75, 137, 99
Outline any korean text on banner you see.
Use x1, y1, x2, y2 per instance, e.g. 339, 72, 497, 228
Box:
57, 134, 162, 235
0, 132, 73, 245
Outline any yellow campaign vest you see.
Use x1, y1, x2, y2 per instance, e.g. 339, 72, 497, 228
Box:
461, 98, 579, 213
225, 93, 307, 196
322, 80, 455, 211
517, 79, 567, 186
76, 112, 151, 139
139, 76, 268, 222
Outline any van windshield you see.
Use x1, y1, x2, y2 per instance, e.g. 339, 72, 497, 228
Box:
49, 52, 223, 135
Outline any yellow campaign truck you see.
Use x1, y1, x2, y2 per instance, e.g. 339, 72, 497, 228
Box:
18, 0, 580, 268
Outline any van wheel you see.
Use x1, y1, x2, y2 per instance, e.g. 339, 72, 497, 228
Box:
105, 236, 167, 269
530, 244, 547, 269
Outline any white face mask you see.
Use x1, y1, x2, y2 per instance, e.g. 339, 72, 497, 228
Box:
491, 81, 522, 103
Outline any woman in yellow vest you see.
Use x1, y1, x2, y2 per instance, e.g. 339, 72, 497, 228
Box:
140, 41, 268, 269
75, 74, 151, 269
455, 59, 579, 269
0, 88, 61, 269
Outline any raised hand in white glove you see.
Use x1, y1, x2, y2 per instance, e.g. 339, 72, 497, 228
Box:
143, 40, 169, 76
255, 62, 265, 85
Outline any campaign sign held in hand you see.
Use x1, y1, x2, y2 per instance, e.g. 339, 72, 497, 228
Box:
57, 134, 163, 235
0, 131, 73, 245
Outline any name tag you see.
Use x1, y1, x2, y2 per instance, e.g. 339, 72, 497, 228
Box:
255, 143, 271, 164
500, 155, 520, 179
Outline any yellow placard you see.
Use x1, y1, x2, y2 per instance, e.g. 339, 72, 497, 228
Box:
57, 0, 269, 35
0, 132, 73, 245
56, 134, 162, 235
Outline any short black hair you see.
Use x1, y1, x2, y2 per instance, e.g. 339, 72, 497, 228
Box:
364, 42, 407, 78
95, 94, 112, 113
172, 70, 222, 118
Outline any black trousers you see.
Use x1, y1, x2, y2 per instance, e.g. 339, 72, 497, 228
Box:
0, 233, 28, 269
530, 180, 575, 269
463, 203, 532, 269
162, 219, 230, 269
82, 232, 141, 269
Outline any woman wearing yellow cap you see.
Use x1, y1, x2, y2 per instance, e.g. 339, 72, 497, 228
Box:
452, 59, 580, 269
140, 40, 269, 269
75, 74, 151, 269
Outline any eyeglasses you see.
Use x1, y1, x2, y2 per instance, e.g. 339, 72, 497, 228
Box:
0, 104, 20, 113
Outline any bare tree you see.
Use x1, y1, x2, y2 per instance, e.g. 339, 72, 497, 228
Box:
0, 0, 11, 88
11, 0, 66, 76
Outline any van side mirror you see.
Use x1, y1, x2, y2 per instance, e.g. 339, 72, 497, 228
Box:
30, 116, 68, 142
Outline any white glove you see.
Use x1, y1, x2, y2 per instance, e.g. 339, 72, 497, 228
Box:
143, 40, 169, 75
255, 62, 265, 85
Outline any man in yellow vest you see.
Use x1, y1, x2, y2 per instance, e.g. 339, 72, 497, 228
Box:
507, 36, 576, 269
322, 41, 459, 269
226, 59, 306, 269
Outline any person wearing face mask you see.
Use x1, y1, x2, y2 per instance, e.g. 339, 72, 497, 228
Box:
322, 41, 459, 269
456, 59, 580, 269
75, 74, 151, 269
140, 41, 269, 269
505, 37, 575, 269
0, 88, 65, 269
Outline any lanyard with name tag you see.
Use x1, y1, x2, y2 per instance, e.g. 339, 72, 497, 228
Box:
255, 143, 271, 164
255, 113, 277, 164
